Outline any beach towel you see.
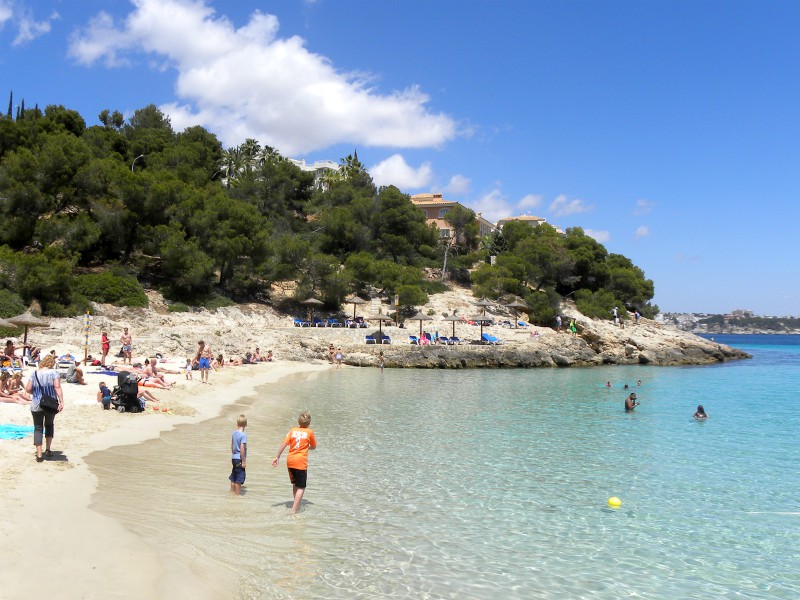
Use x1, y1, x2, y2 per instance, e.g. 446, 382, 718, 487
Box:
87, 370, 120, 376
0, 424, 34, 440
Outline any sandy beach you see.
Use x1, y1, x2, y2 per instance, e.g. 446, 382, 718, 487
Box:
0, 354, 327, 599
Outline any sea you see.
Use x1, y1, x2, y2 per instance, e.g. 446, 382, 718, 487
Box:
88, 334, 800, 599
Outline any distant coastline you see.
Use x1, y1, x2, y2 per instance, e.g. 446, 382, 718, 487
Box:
658, 313, 800, 335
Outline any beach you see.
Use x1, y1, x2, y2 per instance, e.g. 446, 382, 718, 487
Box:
0, 357, 327, 599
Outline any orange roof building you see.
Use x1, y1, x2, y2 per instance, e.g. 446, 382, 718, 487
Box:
410, 193, 495, 239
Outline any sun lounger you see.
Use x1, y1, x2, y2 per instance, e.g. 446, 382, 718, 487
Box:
381, 335, 391, 345
293, 318, 311, 327
312, 318, 326, 327
365, 334, 377, 344
438, 336, 450, 345
408, 335, 419, 345
328, 318, 343, 328
481, 333, 504, 345
449, 336, 463, 345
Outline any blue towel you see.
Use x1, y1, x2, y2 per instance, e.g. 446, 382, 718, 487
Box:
87, 370, 119, 376
0, 424, 34, 440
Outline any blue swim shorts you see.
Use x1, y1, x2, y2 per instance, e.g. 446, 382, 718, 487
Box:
229, 460, 246, 485
198, 357, 210, 370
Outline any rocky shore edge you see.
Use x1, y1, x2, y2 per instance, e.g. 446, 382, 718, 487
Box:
31, 291, 751, 370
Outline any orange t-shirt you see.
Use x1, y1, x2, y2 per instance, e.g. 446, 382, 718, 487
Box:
284, 427, 317, 470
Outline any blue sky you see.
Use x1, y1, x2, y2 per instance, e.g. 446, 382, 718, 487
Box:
2, 0, 799, 315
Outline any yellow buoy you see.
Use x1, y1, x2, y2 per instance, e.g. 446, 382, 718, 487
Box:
608, 496, 622, 508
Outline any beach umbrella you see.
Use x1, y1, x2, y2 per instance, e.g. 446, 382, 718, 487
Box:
8, 310, 48, 345
407, 310, 433, 339
470, 316, 494, 342
505, 300, 529, 329
442, 315, 464, 339
366, 311, 393, 337
301, 297, 324, 322
345, 295, 367, 319
0, 317, 14, 328
474, 298, 494, 316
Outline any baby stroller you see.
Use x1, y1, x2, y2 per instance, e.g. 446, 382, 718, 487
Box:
111, 371, 142, 413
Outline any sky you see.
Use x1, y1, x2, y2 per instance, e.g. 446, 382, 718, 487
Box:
1, 0, 799, 315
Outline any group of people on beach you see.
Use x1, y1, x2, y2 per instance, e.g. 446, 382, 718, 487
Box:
230, 410, 317, 515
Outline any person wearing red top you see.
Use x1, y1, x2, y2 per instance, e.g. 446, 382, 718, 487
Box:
100, 331, 110, 367
272, 411, 317, 514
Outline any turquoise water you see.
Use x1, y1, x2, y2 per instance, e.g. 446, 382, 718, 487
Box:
91, 336, 800, 599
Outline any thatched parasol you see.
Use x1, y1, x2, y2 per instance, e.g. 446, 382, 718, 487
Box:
301, 297, 324, 322
505, 300, 529, 329
442, 315, 464, 339
474, 298, 494, 316
469, 315, 495, 342
345, 295, 367, 319
406, 311, 433, 339
8, 310, 48, 345
366, 311, 393, 338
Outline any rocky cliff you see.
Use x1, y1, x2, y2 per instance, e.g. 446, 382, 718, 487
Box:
31, 293, 749, 370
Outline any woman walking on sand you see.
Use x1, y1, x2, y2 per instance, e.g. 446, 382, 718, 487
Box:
24, 354, 64, 462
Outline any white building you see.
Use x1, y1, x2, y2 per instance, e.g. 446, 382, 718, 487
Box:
288, 158, 339, 190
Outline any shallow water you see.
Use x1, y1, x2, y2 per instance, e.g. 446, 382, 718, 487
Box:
89, 338, 800, 599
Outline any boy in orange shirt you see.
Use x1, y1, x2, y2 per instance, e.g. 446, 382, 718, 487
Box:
272, 411, 317, 514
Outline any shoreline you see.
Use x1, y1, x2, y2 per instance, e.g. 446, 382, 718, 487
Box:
0, 359, 328, 599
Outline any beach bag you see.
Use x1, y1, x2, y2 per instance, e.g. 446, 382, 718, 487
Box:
34, 372, 59, 414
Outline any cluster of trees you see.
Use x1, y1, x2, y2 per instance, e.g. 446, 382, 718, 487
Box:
0, 97, 657, 324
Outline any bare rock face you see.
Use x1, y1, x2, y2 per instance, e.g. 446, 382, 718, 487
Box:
28, 292, 750, 370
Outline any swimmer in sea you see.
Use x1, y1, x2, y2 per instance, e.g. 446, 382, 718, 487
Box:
624, 393, 639, 412
693, 405, 708, 419
606, 381, 612, 388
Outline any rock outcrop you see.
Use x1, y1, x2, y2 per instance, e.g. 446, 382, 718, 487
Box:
30, 293, 750, 370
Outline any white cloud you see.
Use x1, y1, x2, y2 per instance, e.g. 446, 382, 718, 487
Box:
0, 2, 58, 46
0, 2, 12, 26
68, 0, 458, 155
518, 193, 543, 210
635, 225, 650, 238
443, 174, 471, 196
469, 188, 516, 223
585, 229, 611, 243
549, 194, 593, 217
633, 199, 656, 215
13, 10, 58, 46
370, 154, 433, 189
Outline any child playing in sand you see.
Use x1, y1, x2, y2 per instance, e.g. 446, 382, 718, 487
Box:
229, 415, 248, 496
185, 358, 193, 380
97, 382, 112, 410
272, 411, 317, 514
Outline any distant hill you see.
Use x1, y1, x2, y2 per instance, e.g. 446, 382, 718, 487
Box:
657, 313, 800, 334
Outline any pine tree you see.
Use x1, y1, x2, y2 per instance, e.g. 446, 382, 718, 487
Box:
7, 91, 11, 118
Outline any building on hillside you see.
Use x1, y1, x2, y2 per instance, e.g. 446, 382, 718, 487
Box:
410, 193, 495, 239
496, 214, 548, 229
288, 158, 339, 190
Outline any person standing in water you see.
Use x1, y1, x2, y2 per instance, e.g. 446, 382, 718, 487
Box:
625, 393, 639, 412
694, 405, 709, 419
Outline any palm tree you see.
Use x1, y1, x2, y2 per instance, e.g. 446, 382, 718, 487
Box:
219, 146, 243, 188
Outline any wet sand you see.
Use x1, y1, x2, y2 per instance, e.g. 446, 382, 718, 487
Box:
0, 360, 327, 599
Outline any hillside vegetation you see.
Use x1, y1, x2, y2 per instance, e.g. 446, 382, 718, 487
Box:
0, 100, 657, 326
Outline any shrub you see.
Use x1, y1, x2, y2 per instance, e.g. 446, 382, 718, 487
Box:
202, 294, 235, 310
0, 288, 26, 318
73, 269, 148, 307
420, 280, 450, 295
168, 302, 190, 313
574, 288, 624, 320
